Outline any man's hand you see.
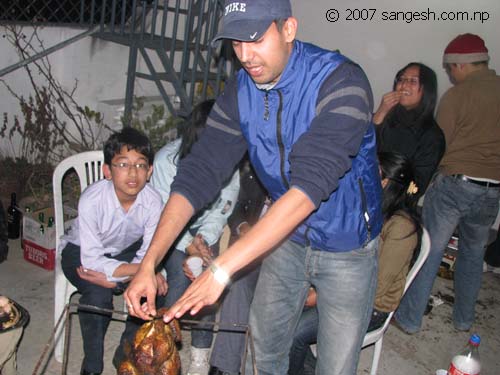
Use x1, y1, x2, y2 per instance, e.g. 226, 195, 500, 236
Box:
187, 234, 213, 266
77, 266, 117, 289
162, 266, 225, 323
124, 265, 158, 320
373, 91, 402, 125
304, 287, 317, 308
155, 272, 168, 296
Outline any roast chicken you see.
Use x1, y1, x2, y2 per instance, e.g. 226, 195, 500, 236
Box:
117, 308, 182, 375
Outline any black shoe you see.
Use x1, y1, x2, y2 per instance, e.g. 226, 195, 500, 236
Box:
367, 309, 389, 331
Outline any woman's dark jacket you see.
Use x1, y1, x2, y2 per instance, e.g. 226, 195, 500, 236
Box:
376, 106, 445, 196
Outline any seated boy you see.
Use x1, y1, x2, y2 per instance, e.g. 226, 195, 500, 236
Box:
60, 127, 165, 375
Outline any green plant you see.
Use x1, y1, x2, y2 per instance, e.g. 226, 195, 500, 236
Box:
0, 156, 53, 207
126, 97, 181, 151
0, 24, 111, 203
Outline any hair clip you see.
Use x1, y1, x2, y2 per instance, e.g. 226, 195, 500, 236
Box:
407, 181, 419, 195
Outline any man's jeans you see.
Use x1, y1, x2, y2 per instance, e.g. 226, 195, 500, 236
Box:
244, 237, 378, 375
288, 307, 319, 375
395, 174, 499, 332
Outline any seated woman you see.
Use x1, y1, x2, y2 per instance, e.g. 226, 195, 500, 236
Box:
288, 152, 421, 375
374, 62, 445, 196
151, 100, 240, 375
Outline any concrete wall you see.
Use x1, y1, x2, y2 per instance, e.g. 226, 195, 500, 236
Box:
0, 26, 164, 156
1, 0, 499, 156
0, 27, 126, 127
291, 0, 500, 103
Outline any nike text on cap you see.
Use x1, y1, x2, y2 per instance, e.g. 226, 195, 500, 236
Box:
212, 0, 292, 46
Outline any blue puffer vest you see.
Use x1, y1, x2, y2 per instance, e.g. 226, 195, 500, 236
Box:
237, 41, 382, 252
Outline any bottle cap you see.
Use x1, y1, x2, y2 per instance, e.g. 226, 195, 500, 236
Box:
469, 333, 480, 346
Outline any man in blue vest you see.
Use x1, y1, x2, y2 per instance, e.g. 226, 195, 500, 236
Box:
125, 0, 382, 374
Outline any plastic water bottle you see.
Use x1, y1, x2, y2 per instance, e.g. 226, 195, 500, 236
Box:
449, 333, 481, 375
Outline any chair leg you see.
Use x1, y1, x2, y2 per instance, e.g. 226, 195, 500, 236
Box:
54, 276, 77, 363
370, 337, 383, 375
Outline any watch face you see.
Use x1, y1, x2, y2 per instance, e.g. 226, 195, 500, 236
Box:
0, 300, 30, 332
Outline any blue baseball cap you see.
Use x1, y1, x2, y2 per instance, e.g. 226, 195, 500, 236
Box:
212, 0, 292, 46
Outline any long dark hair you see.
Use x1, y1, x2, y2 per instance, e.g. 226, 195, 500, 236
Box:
378, 152, 421, 232
175, 99, 215, 162
389, 62, 437, 129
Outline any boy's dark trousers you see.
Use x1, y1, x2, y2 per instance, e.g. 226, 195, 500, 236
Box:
61, 240, 142, 374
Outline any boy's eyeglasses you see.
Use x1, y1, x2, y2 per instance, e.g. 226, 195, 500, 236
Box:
111, 162, 149, 172
395, 76, 420, 86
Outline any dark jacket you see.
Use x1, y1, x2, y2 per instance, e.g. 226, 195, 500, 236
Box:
227, 159, 267, 241
376, 107, 445, 195
172, 41, 383, 251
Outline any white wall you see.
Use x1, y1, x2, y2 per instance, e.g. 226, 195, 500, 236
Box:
1, 1, 499, 156
0, 27, 128, 127
0, 26, 167, 156
291, 0, 500, 104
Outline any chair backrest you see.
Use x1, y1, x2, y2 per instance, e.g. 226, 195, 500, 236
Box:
52, 151, 104, 255
52, 151, 105, 363
402, 227, 431, 295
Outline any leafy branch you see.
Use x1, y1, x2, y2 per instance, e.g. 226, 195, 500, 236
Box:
0, 24, 111, 202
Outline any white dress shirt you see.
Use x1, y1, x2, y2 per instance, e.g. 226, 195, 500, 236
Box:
62, 179, 163, 281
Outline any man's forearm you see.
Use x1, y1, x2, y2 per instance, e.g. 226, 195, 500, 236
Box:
140, 193, 195, 270
214, 187, 315, 276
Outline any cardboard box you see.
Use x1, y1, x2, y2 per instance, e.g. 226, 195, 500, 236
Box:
22, 207, 75, 271
23, 240, 56, 270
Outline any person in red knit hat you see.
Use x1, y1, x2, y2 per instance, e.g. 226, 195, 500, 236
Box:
394, 33, 500, 333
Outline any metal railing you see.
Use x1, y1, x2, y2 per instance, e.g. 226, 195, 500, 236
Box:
0, 0, 132, 26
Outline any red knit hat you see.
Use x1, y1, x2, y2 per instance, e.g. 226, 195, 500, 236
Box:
443, 33, 489, 64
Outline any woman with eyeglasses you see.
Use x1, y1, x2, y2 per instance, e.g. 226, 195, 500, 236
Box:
374, 62, 445, 196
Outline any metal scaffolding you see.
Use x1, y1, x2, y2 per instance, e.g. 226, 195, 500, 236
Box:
0, 0, 233, 119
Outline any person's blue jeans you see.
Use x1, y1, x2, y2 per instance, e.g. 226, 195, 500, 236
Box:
244, 237, 378, 375
210, 263, 260, 374
288, 307, 318, 375
164, 246, 219, 349
395, 174, 499, 332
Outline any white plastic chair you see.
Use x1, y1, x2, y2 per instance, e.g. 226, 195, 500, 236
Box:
53, 151, 104, 363
361, 227, 431, 375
